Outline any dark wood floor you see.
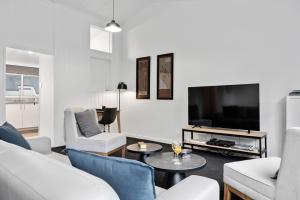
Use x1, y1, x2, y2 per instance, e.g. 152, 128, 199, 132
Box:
53, 137, 246, 200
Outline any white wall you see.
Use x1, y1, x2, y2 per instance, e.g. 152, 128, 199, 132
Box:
1, 0, 298, 154
0, 0, 121, 146
6, 48, 40, 68
89, 57, 111, 93
120, 0, 300, 156
0, 0, 52, 125
286, 96, 300, 129
39, 54, 54, 142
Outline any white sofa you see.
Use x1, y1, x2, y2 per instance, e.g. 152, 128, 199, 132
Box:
0, 138, 220, 200
223, 128, 300, 200
64, 108, 126, 156
0, 140, 119, 200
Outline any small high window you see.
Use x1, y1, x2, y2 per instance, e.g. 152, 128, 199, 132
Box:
90, 25, 112, 53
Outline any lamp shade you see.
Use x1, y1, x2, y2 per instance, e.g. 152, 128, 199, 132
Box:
105, 20, 122, 33
117, 82, 127, 90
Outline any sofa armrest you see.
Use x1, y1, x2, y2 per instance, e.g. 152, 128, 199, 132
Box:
156, 175, 219, 200
26, 136, 51, 154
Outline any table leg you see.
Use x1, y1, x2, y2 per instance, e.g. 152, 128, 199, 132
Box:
265, 136, 268, 157
259, 139, 262, 158
139, 153, 148, 163
182, 129, 185, 148
166, 172, 186, 188
191, 131, 194, 150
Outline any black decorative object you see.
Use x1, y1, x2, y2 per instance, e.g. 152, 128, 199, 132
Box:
117, 82, 127, 111
157, 53, 174, 100
136, 57, 151, 99
99, 108, 117, 132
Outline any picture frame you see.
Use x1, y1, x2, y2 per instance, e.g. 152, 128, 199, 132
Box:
136, 56, 151, 99
157, 53, 174, 100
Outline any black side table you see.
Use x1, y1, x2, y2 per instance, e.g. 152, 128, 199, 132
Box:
145, 152, 207, 188
126, 143, 163, 163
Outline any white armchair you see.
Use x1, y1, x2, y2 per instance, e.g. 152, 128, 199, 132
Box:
275, 128, 300, 199
64, 108, 126, 156
223, 128, 300, 200
26, 136, 52, 154
25, 136, 71, 164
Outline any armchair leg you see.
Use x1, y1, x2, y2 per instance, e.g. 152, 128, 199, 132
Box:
96, 145, 126, 158
224, 184, 231, 200
224, 183, 252, 200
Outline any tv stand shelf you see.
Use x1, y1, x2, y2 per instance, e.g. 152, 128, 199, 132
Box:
182, 126, 267, 158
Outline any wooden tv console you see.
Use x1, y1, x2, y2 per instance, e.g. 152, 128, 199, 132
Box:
182, 126, 267, 158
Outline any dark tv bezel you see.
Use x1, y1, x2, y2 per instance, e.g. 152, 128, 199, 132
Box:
188, 83, 260, 131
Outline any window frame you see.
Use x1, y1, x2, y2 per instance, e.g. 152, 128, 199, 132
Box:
90, 25, 113, 54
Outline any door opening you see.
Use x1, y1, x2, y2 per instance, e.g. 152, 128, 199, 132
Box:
5, 48, 40, 137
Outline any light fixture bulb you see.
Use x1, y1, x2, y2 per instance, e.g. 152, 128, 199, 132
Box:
105, 20, 122, 33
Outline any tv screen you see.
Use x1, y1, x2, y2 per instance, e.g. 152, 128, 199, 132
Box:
188, 84, 260, 131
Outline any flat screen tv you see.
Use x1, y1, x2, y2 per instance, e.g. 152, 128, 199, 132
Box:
188, 84, 260, 131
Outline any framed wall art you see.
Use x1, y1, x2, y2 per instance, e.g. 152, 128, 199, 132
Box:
136, 56, 151, 99
157, 53, 174, 100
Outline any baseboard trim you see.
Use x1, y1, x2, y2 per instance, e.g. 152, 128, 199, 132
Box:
125, 133, 173, 145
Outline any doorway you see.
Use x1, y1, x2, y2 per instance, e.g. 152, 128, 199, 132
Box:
5, 48, 40, 136
4, 47, 54, 142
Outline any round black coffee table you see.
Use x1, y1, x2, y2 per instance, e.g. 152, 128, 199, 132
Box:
126, 143, 163, 163
145, 152, 206, 188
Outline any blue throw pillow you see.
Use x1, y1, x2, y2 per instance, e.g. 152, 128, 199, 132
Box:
0, 122, 31, 150
67, 149, 156, 200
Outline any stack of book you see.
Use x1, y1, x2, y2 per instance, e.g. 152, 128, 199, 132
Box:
232, 144, 255, 151
289, 90, 300, 96
138, 142, 147, 150
181, 149, 192, 159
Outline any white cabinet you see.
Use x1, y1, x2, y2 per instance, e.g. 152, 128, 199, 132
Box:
286, 96, 300, 129
5, 72, 39, 129
22, 103, 39, 128
6, 104, 22, 128
5, 103, 39, 129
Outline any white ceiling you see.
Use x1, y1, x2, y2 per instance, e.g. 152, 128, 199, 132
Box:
53, 0, 153, 23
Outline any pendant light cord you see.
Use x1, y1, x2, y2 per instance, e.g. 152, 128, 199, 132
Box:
113, 0, 115, 20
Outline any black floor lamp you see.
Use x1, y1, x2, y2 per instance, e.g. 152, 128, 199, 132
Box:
117, 82, 127, 111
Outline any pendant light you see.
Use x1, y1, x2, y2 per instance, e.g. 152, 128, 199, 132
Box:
105, 0, 122, 33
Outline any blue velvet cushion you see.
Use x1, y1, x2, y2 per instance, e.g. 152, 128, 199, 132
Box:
67, 149, 156, 200
0, 122, 31, 150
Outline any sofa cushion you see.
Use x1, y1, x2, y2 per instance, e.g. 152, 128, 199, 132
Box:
46, 152, 71, 165
224, 157, 280, 199
75, 110, 102, 137
67, 149, 156, 200
0, 122, 31, 150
